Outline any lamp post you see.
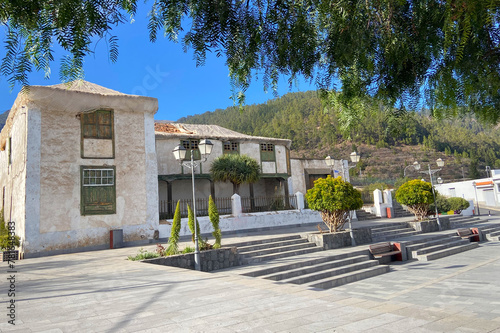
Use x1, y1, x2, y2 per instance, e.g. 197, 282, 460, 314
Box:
419, 158, 445, 230
404, 161, 421, 177
325, 152, 360, 246
172, 139, 213, 271
472, 181, 480, 216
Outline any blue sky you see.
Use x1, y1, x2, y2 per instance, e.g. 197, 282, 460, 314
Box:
0, 5, 315, 121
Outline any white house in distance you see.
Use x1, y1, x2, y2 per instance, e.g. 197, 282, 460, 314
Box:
0, 81, 159, 257
435, 169, 500, 208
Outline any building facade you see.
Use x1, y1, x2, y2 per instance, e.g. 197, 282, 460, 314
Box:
0, 81, 159, 257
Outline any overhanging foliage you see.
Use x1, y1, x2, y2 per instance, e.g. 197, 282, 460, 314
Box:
2, 0, 499, 122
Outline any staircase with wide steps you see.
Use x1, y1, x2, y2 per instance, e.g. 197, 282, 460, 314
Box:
232, 237, 390, 289
356, 210, 380, 221
403, 233, 479, 261
392, 201, 413, 218
235, 235, 322, 264
370, 223, 421, 242
448, 215, 500, 241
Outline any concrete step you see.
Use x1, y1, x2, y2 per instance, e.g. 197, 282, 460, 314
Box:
412, 239, 470, 257
416, 242, 479, 261
369, 223, 408, 231
237, 238, 310, 253
406, 235, 462, 256
478, 225, 500, 234
263, 255, 371, 281
240, 242, 317, 258
486, 234, 500, 241
282, 260, 379, 285
241, 249, 369, 277
306, 265, 390, 290
371, 227, 416, 238
372, 230, 421, 242
230, 235, 302, 247
242, 247, 323, 264
452, 220, 488, 228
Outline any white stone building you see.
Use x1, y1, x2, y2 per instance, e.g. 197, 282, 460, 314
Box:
0, 81, 159, 257
155, 122, 293, 217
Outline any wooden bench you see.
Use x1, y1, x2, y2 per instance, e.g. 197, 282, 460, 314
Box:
457, 228, 480, 242
369, 242, 402, 263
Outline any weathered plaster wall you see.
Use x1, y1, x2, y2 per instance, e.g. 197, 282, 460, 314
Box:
0, 103, 29, 248
19, 86, 159, 256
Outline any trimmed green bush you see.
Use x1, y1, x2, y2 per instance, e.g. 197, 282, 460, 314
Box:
209, 195, 222, 249
447, 197, 470, 213
166, 200, 181, 255
430, 192, 451, 213
395, 179, 434, 221
0, 210, 20, 251
305, 176, 363, 233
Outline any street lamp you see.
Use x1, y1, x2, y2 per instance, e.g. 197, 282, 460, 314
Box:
325, 152, 360, 181
472, 181, 480, 216
419, 158, 445, 230
172, 139, 213, 271
325, 152, 361, 246
404, 161, 421, 177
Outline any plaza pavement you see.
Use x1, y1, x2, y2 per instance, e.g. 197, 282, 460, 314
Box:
2, 212, 500, 332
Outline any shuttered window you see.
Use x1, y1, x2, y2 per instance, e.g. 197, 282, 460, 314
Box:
181, 139, 200, 160
82, 110, 113, 139
260, 143, 275, 161
223, 142, 239, 154
81, 166, 116, 215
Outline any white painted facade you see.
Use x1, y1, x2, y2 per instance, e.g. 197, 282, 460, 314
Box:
155, 124, 292, 216
435, 173, 500, 208
0, 82, 159, 257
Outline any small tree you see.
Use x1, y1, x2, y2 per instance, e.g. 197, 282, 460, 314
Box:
447, 197, 470, 214
209, 195, 221, 249
305, 176, 363, 233
395, 180, 434, 221
0, 210, 20, 251
430, 192, 451, 214
210, 154, 260, 194
166, 200, 181, 255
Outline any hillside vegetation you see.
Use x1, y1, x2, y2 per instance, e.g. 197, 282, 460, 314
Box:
178, 91, 500, 184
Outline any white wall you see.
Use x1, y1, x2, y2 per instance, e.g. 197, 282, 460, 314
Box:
435, 177, 500, 207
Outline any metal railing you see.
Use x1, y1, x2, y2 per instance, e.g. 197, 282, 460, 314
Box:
160, 194, 299, 219
241, 195, 297, 213
159, 197, 232, 220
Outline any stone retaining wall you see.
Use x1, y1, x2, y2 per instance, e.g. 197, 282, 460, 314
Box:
143, 247, 240, 272
307, 228, 372, 250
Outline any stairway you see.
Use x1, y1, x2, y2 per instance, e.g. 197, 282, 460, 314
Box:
370, 223, 421, 242
356, 210, 380, 221
392, 201, 413, 218
448, 215, 500, 241
404, 234, 479, 261
449, 215, 486, 228
236, 235, 322, 264
232, 236, 390, 290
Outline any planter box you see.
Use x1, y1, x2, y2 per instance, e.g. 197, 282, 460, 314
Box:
406, 216, 451, 233
307, 228, 372, 250
142, 247, 240, 272
1, 250, 19, 261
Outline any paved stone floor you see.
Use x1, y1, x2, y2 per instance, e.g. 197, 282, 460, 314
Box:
2, 214, 500, 332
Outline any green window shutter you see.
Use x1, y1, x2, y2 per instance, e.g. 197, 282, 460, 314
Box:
260, 143, 275, 161
82, 110, 113, 139
81, 166, 116, 215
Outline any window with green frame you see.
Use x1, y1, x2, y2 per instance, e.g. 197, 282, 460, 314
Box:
260, 143, 275, 161
82, 110, 113, 139
81, 166, 116, 215
181, 139, 201, 160
223, 141, 239, 154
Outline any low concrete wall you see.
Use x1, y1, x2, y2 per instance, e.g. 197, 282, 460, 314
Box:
307, 228, 372, 250
143, 247, 240, 272
158, 209, 323, 239
406, 216, 451, 232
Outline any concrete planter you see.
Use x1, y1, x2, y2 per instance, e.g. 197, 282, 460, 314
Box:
307, 228, 372, 250
406, 216, 451, 232
142, 247, 240, 272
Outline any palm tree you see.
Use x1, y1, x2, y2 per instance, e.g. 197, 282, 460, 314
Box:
210, 154, 261, 195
